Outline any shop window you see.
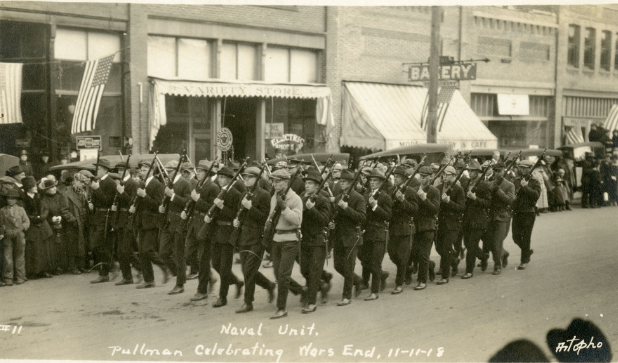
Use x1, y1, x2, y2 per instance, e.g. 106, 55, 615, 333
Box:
264, 98, 320, 157
221, 42, 257, 80
583, 27, 595, 70
148, 36, 176, 78
265, 46, 318, 83
567, 24, 580, 68
470, 93, 497, 117
600, 31, 611, 71
487, 121, 547, 149
0, 22, 47, 60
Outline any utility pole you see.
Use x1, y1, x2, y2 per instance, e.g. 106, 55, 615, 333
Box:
426, 6, 442, 143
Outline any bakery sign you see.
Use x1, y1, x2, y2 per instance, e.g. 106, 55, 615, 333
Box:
271, 134, 305, 153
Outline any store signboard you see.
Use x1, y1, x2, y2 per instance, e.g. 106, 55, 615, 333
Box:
265, 123, 284, 139
76, 135, 102, 150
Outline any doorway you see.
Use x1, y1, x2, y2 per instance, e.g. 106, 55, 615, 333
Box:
222, 97, 258, 161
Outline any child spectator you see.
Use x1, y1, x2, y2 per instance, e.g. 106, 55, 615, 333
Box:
0, 188, 30, 286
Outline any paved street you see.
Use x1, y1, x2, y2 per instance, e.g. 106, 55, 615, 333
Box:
2, 205, 617, 362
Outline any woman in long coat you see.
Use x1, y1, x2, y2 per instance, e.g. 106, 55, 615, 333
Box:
62, 172, 88, 274
40, 178, 76, 274
22, 176, 54, 278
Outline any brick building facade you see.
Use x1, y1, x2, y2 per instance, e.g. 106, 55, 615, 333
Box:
1, 3, 617, 161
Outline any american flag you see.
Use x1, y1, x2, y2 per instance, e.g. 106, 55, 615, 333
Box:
71, 54, 115, 134
603, 104, 618, 134
565, 126, 584, 145
420, 84, 457, 131
0, 63, 24, 124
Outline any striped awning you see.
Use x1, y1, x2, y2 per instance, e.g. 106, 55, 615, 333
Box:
340, 82, 497, 151
603, 104, 618, 133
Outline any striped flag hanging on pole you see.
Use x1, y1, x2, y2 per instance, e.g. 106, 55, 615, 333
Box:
420, 84, 456, 131
71, 54, 115, 134
603, 104, 618, 134
565, 126, 585, 145
0, 62, 24, 124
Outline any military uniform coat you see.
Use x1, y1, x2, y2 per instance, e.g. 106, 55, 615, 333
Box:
363, 189, 392, 241
389, 185, 418, 237
413, 185, 440, 232
489, 178, 515, 222
237, 186, 270, 246
138, 177, 165, 230
436, 182, 465, 231
300, 192, 331, 246
333, 189, 366, 247
512, 177, 541, 213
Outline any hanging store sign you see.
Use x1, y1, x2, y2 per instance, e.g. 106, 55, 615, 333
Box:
497, 94, 529, 115
75, 135, 102, 150
409, 63, 477, 82
265, 123, 284, 139
217, 128, 233, 152
271, 134, 305, 153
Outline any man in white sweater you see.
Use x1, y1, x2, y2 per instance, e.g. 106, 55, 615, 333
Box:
266, 168, 302, 319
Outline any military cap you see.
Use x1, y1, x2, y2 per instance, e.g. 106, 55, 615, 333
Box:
93, 159, 112, 170
455, 159, 466, 169
430, 163, 440, 172
493, 162, 506, 170
115, 161, 130, 169
332, 162, 343, 171
361, 167, 373, 176
517, 160, 534, 168
242, 166, 261, 177
392, 166, 407, 177
270, 168, 291, 180
275, 160, 288, 169
164, 160, 179, 169
303, 168, 322, 183
217, 166, 234, 178
137, 159, 151, 168
340, 169, 355, 181
181, 162, 195, 171
196, 159, 214, 171
467, 160, 482, 171
375, 163, 388, 174
340, 160, 349, 169
418, 166, 433, 176
402, 159, 417, 168
443, 166, 457, 175
369, 169, 386, 180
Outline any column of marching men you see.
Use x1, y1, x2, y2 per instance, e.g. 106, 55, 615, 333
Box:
1, 152, 544, 319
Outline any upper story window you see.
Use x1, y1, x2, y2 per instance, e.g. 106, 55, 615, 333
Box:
583, 27, 596, 70
600, 31, 611, 71
567, 24, 580, 68
147, 36, 212, 80
55, 28, 121, 93
221, 42, 258, 81
265, 46, 318, 83
615, 32, 618, 71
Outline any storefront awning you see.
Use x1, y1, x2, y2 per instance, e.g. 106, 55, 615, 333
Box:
148, 77, 334, 149
340, 82, 498, 151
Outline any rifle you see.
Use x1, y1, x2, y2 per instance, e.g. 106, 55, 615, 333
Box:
182, 157, 219, 228
443, 158, 469, 196
112, 154, 131, 229
129, 153, 158, 226
469, 163, 493, 194
429, 157, 455, 186
261, 164, 304, 252
87, 149, 101, 205
197, 159, 248, 240
522, 149, 547, 182
504, 150, 522, 176
228, 161, 267, 247
359, 159, 378, 194
392, 154, 427, 198
160, 152, 186, 229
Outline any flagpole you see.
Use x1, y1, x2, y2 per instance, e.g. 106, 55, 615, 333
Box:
426, 6, 441, 144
